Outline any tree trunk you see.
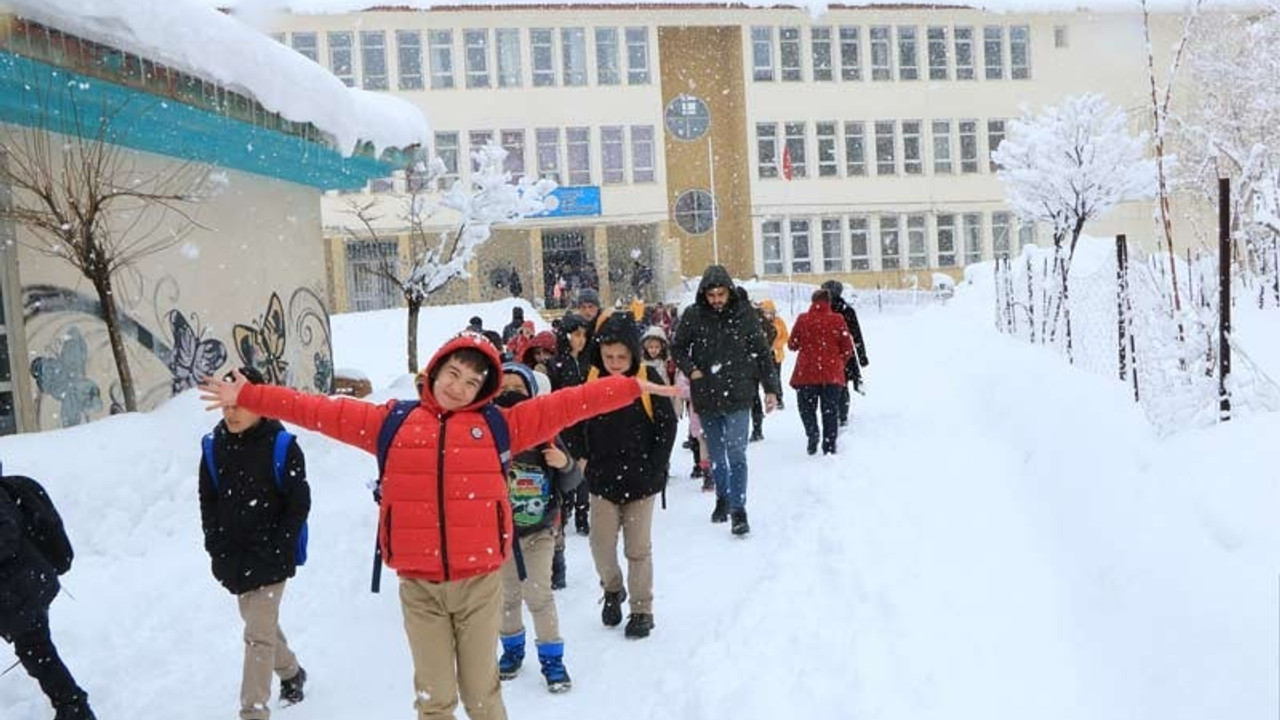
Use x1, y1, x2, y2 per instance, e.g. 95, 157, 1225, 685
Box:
92, 271, 137, 412
406, 298, 421, 374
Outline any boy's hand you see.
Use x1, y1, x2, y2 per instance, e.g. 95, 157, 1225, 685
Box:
198, 369, 248, 410
764, 393, 778, 413
542, 445, 571, 470
638, 378, 681, 397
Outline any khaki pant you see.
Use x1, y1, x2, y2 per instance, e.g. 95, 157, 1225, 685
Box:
588, 494, 656, 614
236, 581, 301, 720
499, 528, 560, 643
399, 573, 507, 720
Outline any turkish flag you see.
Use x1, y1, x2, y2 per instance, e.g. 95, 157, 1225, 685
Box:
782, 144, 793, 180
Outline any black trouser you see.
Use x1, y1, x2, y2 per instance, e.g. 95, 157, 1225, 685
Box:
797, 385, 842, 454
773, 362, 784, 406
751, 389, 763, 436
6, 608, 91, 717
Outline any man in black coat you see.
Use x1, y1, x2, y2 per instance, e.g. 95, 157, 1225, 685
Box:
199, 367, 311, 719
671, 265, 780, 536
821, 280, 870, 426
0, 484, 95, 720
502, 306, 525, 344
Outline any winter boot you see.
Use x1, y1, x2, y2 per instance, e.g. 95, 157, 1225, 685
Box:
701, 476, 716, 492
690, 463, 703, 479
624, 613, 654, 640
279, 666, 307, 705
498, 631, 526, 680
749, 427, 764, 443
731, 510, 751, 536
575, 511, 590, 536
551, 548, 567, 590
601, 589, 627, 627
536, 641, 572, 693
806, 437, 819, 455
710, 495, 729, 523
52, 701, 95, 720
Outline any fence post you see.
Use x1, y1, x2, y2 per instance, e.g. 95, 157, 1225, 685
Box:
1219, 178, 1232, 421
1117, 235, 1128, 382
994, 258, 1003, 331
1026, 254, 1036, 344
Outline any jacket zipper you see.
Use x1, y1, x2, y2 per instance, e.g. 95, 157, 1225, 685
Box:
436, 415, 451, 580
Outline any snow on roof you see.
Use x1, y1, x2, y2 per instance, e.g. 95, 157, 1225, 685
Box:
2, 0, 430, 157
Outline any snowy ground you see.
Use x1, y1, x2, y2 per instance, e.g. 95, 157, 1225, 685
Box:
1, 284, 1277, 720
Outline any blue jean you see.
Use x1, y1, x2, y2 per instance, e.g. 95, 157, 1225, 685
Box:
702, 408, 751, 512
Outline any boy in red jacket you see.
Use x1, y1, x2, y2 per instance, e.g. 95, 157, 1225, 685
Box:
787, 289, 854, 456
200, 331, 675, 720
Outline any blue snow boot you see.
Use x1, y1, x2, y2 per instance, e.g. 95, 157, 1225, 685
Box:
498, 631, 525, 680
537, 641, 572, 694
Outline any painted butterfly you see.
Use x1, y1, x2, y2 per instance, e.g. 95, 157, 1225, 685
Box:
233, 292, 288, 385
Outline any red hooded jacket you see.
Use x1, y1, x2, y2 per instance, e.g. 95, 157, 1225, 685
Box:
787, 299, 854, 388
235, 332, 640, 582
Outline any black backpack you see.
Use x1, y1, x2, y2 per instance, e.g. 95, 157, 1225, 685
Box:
0, 475, 74, 575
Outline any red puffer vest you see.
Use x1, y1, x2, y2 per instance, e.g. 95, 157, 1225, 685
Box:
787, 300, 854, 388
237, 332, 641, 583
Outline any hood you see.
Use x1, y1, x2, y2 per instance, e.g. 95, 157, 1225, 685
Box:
808, 298, 833, 314
640, 324, 668, 344
589, 312, 642, 377
695, 265, 736, 310
760, 299, 777, 314
521, 331, 557, 365
415, 330, 504, 413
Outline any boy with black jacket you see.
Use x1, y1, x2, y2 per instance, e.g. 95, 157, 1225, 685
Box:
198, 367, 311, 720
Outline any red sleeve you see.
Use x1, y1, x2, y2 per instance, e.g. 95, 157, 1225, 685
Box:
788, 315, 805, 351
237, 384, 390, 455
504, 375, 641, 452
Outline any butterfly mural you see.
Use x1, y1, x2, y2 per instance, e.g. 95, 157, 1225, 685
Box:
168, 310, 228, 394
30, 327, 103, 428
313, 351, 333, 394
234, 292, 288, 385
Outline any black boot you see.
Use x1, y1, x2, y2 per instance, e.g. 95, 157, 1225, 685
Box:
280, 666, 307, 705
624, 613, 654, 640
710, 495, 729, 523
731, 510, 750, 536
749, 427, 764, 442
551, 548, 567, 590
601, 589, 627, 627
806, 437, 818, 455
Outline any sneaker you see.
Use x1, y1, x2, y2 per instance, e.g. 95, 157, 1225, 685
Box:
730, 510, 750, 536
624, 613, 654, 639
601, 589, 627, 627
575, 513, 590, 536
710, 495, 729, 523
280, 667, 307, 705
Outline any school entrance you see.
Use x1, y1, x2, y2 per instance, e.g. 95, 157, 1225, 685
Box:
542, 229, 598, 310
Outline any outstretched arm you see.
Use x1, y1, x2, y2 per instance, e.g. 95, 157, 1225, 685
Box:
504, 374, 678, 452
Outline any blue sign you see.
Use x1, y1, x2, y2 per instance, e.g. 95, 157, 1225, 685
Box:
540, 186, 602, 218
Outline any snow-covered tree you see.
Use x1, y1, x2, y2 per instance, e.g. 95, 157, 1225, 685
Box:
343, 144, 557, 372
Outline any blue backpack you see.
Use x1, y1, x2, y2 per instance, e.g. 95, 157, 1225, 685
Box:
370, 400, 522, 592
202, 429, 308, 567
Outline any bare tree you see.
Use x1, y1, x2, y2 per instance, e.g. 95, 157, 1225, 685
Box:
0, 76, 210, 411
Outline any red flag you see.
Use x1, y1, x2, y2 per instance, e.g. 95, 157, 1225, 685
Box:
781, 144, 793, 181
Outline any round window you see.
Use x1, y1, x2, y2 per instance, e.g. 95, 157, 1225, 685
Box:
664, 94, 711, 141
674, 189, 717, 235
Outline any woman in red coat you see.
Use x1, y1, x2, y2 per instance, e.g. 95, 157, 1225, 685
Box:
787, 288, 854, 455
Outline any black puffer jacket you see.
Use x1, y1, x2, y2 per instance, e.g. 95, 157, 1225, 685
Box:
671, 266, 781, 417
583, 313, 678, 505
830, 294, 869, 380
0, 489, 59, 638
198, 419, 310, 595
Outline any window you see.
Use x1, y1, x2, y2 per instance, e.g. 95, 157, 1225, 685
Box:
790, 219, 812, 273
496, 29, 522, 87
602, 126, 625, 184
751, 27, 775, 81
346, 240, 402, 312
666, 94, 711, 141
501, 129, 525, 178
631, 126, 655, 182
822, 218, 844, 271
561, 28, 586, 86
870, 26, 892, 81
763, 220, 784, 274
359, 31, 387, 90
849, 216, 871, 270
844, 121, 866, 176
984, 25, 1004, 80
874, 120, 896, 175
567, 127, 591, 184
675, 190, 716, 235
987, 119, 1006, 172
932, 120, 953, 174
816, 122, 839, 177
531, 29, 555, 87
927, 26, 948, 80
757, 122, 779, 179
407, 147, 434, 192
596, 28, 620, 85
784, 122, 807, 178
839, 26, 862, 80
963, 212, 984, 265
812, 27, 834, 82
959, 120, 979, 173
1054, 25, 1068, 49
291, 32, 318, 62
907, 214, 928, 268
936, 213, 956, 267
328, 31, 354, 87
992, 211, 1012, 257
626, 27, 650, 84
1019, 219, 1037, 247
954, 26, 974, 80
1010, 26, 1030, 79
879, 215, 901, 270
464, 30, 490, 88
397, 31, 423, 90
536, 128, 560, 182
429, 30, 455, 89
780, 27, 803, 82
469, 130, 493, 171
897, 26, 919, 80
435, 131, 459, 189
902, 120, 922, 175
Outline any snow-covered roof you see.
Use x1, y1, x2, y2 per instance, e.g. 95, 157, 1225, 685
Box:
2, 0, 430, 157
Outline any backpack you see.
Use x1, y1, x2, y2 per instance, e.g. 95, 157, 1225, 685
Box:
201, 429, 308, 567
0, 475, 74, 575
369, 400, 521, 592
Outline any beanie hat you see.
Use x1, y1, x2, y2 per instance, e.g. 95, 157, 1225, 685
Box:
575, 288, 601, 308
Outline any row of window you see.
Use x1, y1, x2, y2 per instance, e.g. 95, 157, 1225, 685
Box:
749, 24, 1032, 84
756, 118, 1007, 179
760, 211, 1035, 274
274, 27, 651, 91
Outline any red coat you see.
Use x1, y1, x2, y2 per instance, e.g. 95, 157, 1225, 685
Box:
236, 333, 640, 583
787, 300, 854, 388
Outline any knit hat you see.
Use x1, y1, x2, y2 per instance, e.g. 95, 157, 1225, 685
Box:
575, 288, 601, 309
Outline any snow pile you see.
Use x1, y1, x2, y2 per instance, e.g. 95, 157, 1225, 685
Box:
4, 0, 430, 156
